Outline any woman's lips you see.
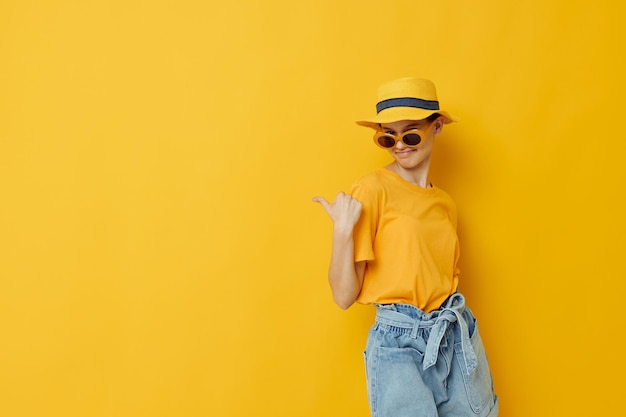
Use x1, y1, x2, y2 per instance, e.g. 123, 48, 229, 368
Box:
395, 149, 416, 157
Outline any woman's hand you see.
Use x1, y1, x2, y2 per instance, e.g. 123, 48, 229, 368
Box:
312, 192, 362, 230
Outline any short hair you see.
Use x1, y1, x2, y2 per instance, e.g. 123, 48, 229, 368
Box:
426, 113, 441, 122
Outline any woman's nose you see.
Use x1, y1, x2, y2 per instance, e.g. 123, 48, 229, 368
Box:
394, 138, 407, 149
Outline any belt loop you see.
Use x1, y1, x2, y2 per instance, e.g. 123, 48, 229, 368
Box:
410, 319, 420, 339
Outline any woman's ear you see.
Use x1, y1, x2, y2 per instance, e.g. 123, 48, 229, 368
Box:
433, 117, 444, 135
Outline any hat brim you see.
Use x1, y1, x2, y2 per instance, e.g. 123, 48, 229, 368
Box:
356, 108, 459, 129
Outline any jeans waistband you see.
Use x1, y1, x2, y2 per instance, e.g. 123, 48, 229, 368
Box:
375, 293, 477, 374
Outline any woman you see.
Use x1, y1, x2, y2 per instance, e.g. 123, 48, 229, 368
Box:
313, 77, 498, 417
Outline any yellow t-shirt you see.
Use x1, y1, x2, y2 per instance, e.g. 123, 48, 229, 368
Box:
350, 169, 460, 312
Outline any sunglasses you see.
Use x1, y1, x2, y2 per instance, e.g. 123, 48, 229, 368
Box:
373, 122, 435, 149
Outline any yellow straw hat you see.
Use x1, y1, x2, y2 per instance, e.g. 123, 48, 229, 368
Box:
356, 77, 459, 129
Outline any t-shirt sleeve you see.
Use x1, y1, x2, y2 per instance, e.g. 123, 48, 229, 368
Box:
349, 181, 378, 262
450, 202, 461, 280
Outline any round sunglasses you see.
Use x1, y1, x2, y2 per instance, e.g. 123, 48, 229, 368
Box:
373, 123, 435, 149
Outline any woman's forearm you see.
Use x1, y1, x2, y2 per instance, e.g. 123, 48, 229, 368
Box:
327, 225, 364, 309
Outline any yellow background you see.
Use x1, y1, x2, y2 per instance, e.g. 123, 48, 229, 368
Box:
1, 1, 624, 416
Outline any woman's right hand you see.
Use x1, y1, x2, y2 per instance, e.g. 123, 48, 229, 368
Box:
312, 192, 362, 230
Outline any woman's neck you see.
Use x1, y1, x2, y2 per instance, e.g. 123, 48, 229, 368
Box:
386, 161, 432, 188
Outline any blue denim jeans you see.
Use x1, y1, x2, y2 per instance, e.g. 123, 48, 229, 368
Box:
364, 293, 498, 417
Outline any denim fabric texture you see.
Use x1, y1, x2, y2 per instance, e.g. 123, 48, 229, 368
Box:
363, 293, 498, 417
